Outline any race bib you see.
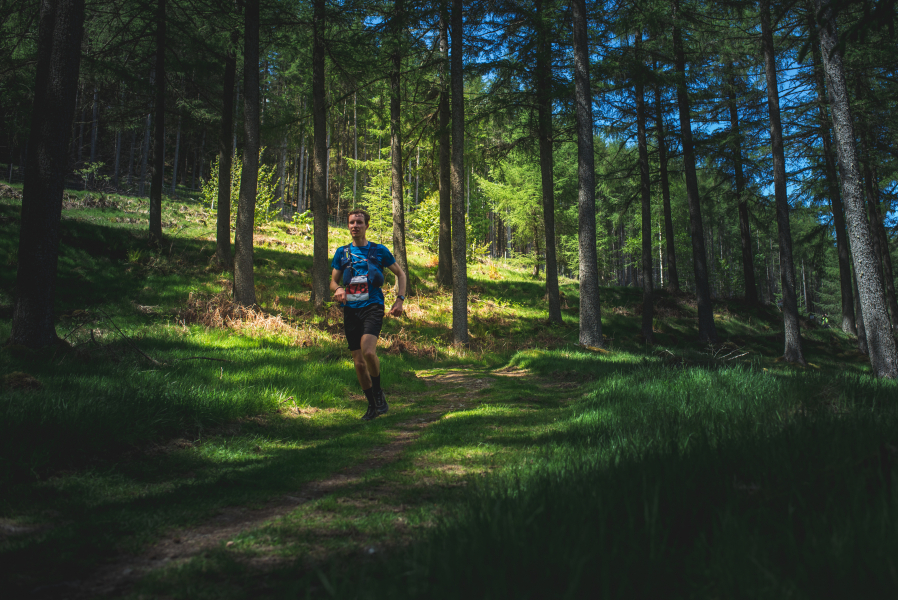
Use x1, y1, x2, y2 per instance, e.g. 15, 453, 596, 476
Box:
346, 275, 369, 303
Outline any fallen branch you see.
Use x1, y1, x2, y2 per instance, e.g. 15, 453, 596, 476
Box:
173, 356, 233, 363
63, 320, 90, 341
97, 309, 165, 367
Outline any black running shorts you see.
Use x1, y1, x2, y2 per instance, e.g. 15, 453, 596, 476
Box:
343, 304, 385, 351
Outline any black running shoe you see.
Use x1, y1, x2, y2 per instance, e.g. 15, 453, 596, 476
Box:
361, 405, 377, 421
374, 390, 389, 415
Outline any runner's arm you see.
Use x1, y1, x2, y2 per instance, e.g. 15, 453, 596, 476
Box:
387, 262, 407, 298
331, 269, 346, 303
387, 262, 406, 317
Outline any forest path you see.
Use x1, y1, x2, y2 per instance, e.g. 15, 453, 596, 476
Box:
69, 366, 510, 599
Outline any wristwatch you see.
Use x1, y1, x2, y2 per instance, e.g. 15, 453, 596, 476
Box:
397, 295, 406, 301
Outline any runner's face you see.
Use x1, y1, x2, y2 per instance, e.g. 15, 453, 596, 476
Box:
348, 215, 368, 239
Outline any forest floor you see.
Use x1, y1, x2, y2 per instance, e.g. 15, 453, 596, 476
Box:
2, 187, 898, 598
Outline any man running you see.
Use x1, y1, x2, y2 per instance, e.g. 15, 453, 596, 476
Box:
330, 209, 407, 421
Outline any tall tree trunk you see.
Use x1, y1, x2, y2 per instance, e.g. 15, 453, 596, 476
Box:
148, 0, 165, 242
533, 234, 541, 278
139, 113, 151, 196
171, 111, 181, 195
450, 0, 467, 344
194, 129, 205, 190
653, 81, 679, 292
70, 85, 79, 160
868, 168, 898, 330
858, 142, 890, 322
352, 93, 357, 207
672, 1, 717, 342
10, 0, 85, 349
437, 5, 453, 288
635, 33, 653, 343
113, 92, 123, 188
89, 86, 98, 168
311, 0, 329, 309
535, 0, 561, 324
277, 133, 287, 217
233, 86, 239, 158
810, 23, 854, 333
127, 127, 136, 186
77, 85, 85, 162
216, 30, 237, 267
298, 141, 306, 212
466, 164, 470, 215
760, 1, 805, 364
233, 0, 259, 306
390, 0, 408, 276
726, 71, 757, 304
572, 0, 604, 348
853, 261, 868, 354
856, 94, 898, 329
815, 0, 897, 378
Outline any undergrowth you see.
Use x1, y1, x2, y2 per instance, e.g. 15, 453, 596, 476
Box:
330, 353, 898, 599
0, 186, 894, 598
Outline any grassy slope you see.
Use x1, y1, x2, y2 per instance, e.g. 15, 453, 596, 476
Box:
1, 187, 895, 598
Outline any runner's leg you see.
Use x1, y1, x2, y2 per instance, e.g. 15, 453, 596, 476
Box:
360, 333, 387, 413
360, 333, 380, 378
351, 349, 372, 389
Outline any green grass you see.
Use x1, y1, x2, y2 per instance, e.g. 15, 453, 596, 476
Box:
336, 353, 898, 599
1, 186, 895, 598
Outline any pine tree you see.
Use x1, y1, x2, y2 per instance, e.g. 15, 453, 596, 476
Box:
815, 0, 898, 378
10, 0, 86, 349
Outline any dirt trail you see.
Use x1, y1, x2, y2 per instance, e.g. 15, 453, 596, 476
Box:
63, 369, 488, 599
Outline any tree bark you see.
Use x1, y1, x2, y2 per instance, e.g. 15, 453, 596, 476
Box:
653, 82, 679, 293
853, 261, 868, 354
277, 133, 287, 217
390, 0, 408, 276
113, 92, 123, 188
760, 0, 805, 364
10, 0, 85, 349
437, 6, 453, 288
856, 94, 898, 330
450, 0, 467, 344
128, 128, 136, 186
868, 169, 898, 330
572, 0, 602, 346
216, 30, 237, 267
726, 71, 757, 305
148, 0, 165, 242
672, 1, 717, 342
815, 0, 897, 377
233, 0, 259, 306
810, 23, 854, 333
89, 86, 98, 167
171, 111, 181, 194
149, 0, 166, 244
311, 0, 329, 309
198, 129, 206, 184
298, 141, 306, 212
140, 112, 151, 196
77, 86, 84, 162
635, 33, 653, 343
352, 93, 357, 207
535, 0, 561, 324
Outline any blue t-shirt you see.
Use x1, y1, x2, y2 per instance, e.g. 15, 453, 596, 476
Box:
331, 242, 396, 308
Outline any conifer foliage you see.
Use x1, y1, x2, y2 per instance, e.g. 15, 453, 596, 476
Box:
3, 0, 898, 377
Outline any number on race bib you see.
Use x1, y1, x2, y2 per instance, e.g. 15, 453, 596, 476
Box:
346, 275, 369, 303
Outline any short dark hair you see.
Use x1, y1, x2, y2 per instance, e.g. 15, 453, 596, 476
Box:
347, 208, 370, 225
